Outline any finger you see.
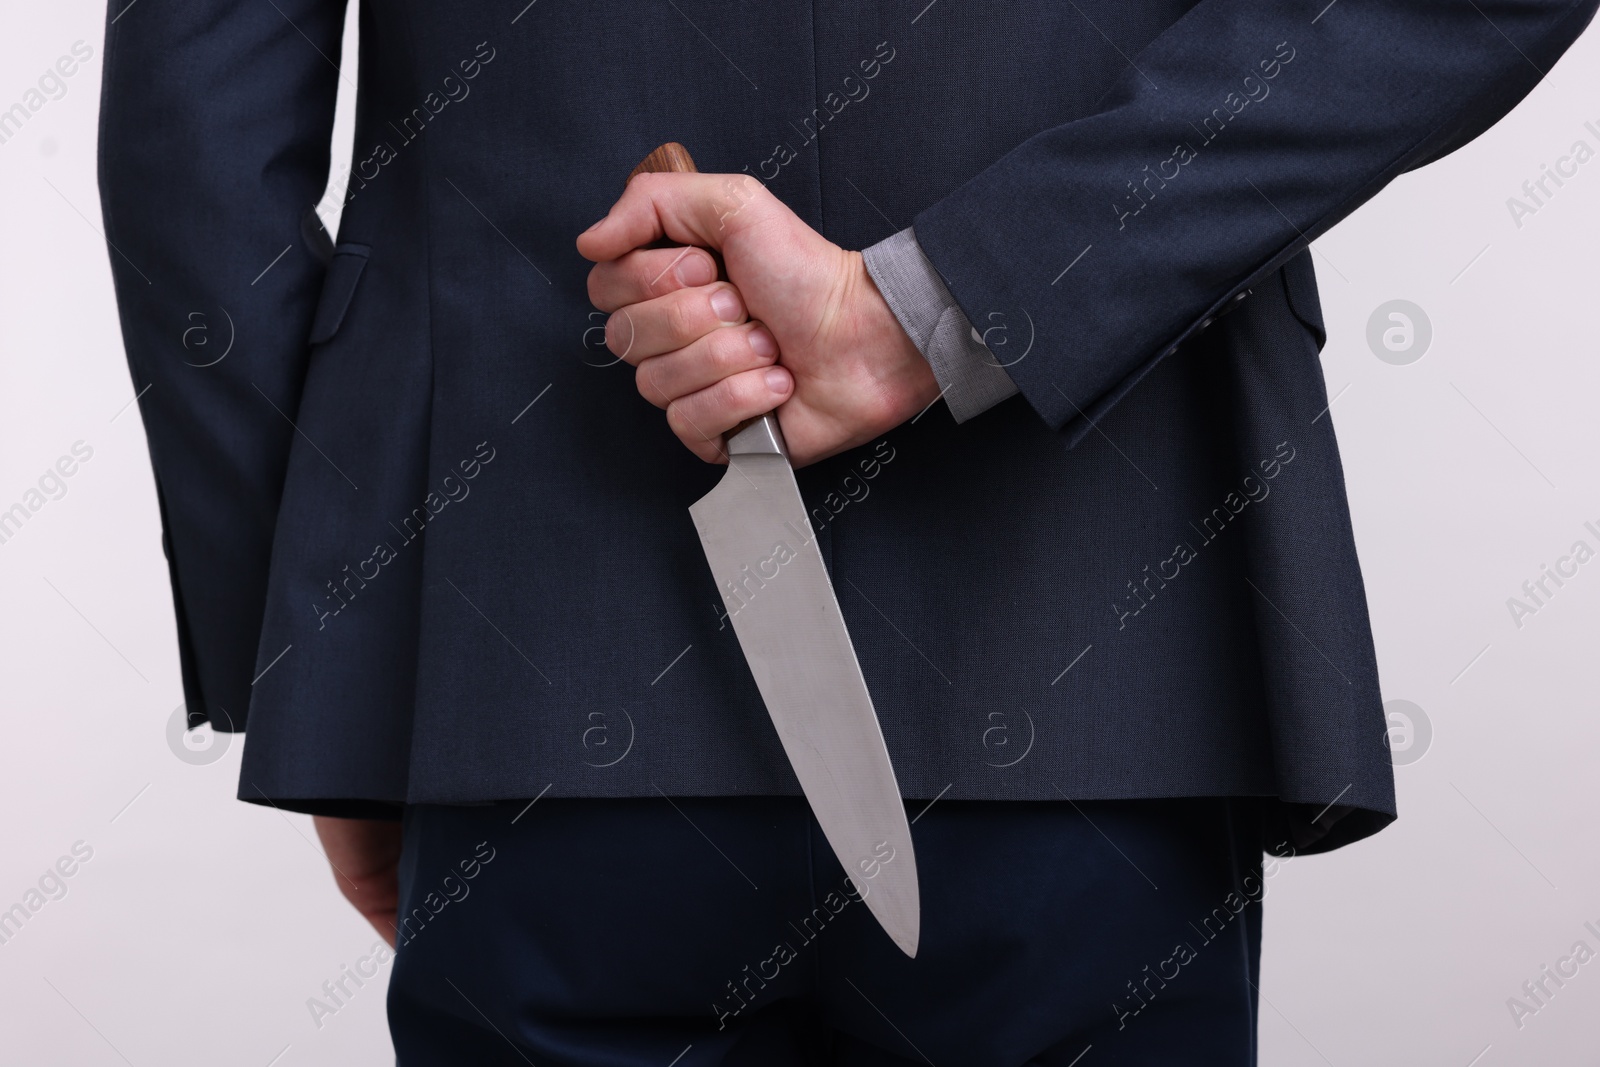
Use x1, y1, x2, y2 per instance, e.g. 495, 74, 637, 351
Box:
586, 245, 719, 313
667, 365, 794, 463
634, 323, 779, 409
577, 172, 779, 263
606, 283, 747, 364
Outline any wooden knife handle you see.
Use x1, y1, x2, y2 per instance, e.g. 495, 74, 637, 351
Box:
628, 141, 698, 181
622, 142, 780, 457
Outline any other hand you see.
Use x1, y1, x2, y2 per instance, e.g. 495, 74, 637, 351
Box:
313, 814, 402, 947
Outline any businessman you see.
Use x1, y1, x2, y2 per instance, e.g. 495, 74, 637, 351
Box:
99, 0, 1594, 1062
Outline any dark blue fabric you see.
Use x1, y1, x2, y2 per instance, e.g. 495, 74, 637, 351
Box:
388, 796, 1268, 1065
307, 244, 370, 345
98, 0, 1596, 844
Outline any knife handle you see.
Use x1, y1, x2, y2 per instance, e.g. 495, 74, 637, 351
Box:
628, 141, 698, 179
626, 143, 785, 460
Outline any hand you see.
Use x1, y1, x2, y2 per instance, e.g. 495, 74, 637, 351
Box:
312, 815, 402, 947
577, 173, 940, 468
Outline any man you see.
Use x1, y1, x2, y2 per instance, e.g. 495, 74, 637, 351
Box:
99, 0, 1593, 1062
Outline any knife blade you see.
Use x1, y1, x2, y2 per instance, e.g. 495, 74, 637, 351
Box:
629, 143, 920, 957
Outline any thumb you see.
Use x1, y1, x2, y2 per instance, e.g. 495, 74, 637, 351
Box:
576, 172, 777, 263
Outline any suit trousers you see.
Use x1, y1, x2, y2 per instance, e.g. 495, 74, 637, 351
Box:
387, 796, 1267, 1065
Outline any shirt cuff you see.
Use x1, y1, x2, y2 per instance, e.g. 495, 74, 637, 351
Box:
862, 227, 1020, 424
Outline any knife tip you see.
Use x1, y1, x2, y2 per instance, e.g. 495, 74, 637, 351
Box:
888, 923, 919, 959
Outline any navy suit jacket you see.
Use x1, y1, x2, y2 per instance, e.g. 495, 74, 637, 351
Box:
98, 0, 1595, 851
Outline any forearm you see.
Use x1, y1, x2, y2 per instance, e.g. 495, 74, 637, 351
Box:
99, 0, 347, 725
911, 0, 1598, 435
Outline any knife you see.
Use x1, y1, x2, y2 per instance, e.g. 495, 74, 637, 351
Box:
628, 143, 921, 958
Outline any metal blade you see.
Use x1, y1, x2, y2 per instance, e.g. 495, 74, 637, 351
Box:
691, 446, 920, 957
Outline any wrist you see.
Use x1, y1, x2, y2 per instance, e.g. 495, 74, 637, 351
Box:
851, 250, 940, 415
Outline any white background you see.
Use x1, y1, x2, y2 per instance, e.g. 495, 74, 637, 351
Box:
3, 2, 1598, 1064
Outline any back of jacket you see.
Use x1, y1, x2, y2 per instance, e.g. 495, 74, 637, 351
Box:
98, 0, 1598, 847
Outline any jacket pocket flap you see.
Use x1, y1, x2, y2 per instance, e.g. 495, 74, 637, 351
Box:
309, 243, 371, 345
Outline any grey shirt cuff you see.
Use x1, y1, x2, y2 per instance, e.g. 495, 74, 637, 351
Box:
862, 227, 1019, 424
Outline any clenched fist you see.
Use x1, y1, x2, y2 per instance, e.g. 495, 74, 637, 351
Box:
577, 173, 939, 467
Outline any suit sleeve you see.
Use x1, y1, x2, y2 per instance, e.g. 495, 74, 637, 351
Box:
98, 0, 347, 729
912, 0, 1598, 438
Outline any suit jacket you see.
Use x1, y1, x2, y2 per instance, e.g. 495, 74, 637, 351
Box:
98, 0, 1596, 851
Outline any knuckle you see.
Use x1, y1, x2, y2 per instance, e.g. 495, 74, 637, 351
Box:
665, 294, 698, 342
665, 401, 697, 442
635, 362, 669, 408
718, 372, 758, 412
734, 174, 765, 202
605, 310, 635, 357
706, 328, 743, 372
641, 257, 673, 299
